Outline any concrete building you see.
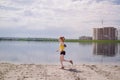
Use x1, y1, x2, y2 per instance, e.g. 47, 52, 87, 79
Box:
118, 27, 120, 40
93, 27, 117, 40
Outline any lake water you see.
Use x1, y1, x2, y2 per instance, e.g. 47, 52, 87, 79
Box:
0, 41, 120, 64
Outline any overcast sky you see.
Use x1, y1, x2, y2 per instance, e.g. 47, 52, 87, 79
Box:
0, 0, 120, 39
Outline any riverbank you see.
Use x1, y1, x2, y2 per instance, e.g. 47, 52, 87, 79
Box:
0, 37, 120, 43
0, 63, 120, 80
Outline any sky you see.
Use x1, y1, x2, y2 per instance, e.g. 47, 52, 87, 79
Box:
0, 0, 120, 39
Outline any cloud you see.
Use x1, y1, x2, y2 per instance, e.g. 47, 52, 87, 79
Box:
11, 0, 34, 5
0, 5, 20, 11
0, 26, 76, 38
95, 0, 120, 5
0, 0, 120, 38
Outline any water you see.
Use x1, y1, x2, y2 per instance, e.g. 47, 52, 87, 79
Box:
0, 41, 120, 64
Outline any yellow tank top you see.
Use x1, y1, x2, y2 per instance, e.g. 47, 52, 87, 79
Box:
59, 43, 65, 51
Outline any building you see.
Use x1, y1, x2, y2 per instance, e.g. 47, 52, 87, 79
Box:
79, 36, 92, 40
93, 27, 117, 40
118, 27, 120, 40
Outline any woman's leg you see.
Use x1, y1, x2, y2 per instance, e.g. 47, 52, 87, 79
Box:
61, 55, 71, 62
61, 55, 73, 65
60, 55, 64, 67
60, 55, 73, 68
63, 58, 70, 62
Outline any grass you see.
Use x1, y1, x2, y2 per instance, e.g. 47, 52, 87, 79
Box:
65, 39, 120, 43
0, 37, 120, 43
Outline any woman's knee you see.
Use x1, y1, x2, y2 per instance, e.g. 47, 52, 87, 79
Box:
60, 55, 64, 60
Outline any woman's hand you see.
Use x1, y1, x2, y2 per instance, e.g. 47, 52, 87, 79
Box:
56, 50, 59, 52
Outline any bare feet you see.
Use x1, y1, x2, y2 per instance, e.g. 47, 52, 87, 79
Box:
60, 67, 64, 69
70, 60, 73, 65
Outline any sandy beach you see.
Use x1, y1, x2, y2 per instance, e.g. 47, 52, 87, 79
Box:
0, 63, 120, 80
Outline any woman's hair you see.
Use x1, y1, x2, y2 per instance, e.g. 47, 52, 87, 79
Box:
59, 36, 65, 42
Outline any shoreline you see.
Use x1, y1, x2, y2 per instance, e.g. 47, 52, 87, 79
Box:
0, 61, 120, 65
0, 62, 120, 80
0, 37, 120, 43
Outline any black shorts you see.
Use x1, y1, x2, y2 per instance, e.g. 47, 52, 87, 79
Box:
60, 51, 66, 55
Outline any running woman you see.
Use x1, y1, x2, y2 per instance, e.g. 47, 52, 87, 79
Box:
57, 36, 73, 69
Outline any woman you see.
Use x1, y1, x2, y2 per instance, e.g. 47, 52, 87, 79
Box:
57, 36, 73, 69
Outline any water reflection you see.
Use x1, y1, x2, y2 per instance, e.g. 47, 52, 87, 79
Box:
93, 43, 118, 57
0, 41, 120, 64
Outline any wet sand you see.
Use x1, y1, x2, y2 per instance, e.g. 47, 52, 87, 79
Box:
0, 63, 120, 80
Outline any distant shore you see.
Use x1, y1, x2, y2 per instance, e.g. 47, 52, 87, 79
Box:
0, 37, 120, 43
0, 62, 120, 80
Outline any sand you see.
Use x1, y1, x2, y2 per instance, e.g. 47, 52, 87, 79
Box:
0, 63, 120, 80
